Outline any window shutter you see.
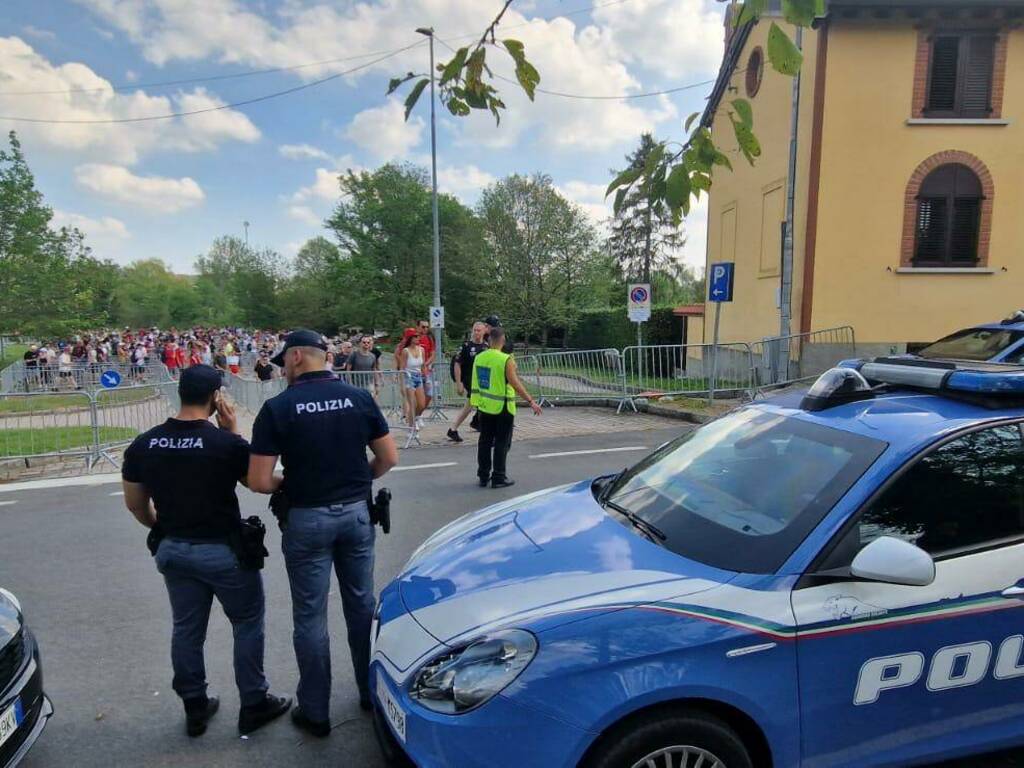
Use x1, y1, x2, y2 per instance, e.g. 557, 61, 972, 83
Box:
950, 198, 981, 263
915, 197, 948, 263
927, 36, 959, 112
962, 35, 996, 116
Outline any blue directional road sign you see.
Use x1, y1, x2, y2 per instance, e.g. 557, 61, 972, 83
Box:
709, 262, 735, 303
100, 370, 122, 389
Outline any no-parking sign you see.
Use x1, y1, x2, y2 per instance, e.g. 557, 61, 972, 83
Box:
628, 284, 651, 322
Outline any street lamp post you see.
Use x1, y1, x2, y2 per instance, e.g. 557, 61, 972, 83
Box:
243, 220, 250, 247
417, 26, 443, 399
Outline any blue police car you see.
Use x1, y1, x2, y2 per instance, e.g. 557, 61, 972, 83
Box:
371, 358, 1024, 768
916, 310, 1024, 363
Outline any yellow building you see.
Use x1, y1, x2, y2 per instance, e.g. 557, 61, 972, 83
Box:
701, 0, 1024, 358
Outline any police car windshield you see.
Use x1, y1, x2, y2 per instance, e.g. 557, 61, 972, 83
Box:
918, 327, 1024, 362
605, 409, 886, 573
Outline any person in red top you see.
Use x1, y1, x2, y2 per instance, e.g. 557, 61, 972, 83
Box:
188, 343, 203, 368
175, 344, 187, 370
164, 340, 180, 378
416, 319, 435, 411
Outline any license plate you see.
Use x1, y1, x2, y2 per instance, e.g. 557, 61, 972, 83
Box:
376, 671, 406, 743
0, 698, 23, 750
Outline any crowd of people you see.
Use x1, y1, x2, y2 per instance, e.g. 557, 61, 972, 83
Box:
14, 317, 510, 444
14, 327, 391, 391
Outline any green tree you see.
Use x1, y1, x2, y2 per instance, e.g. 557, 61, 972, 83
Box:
609, 133, 686, 283
326, 163, 487, 335
477, 174, 600, 344
194, 237, 285, 327
113, 259, 185, 328
277, 236, 347, 332
0, 130, 110, 336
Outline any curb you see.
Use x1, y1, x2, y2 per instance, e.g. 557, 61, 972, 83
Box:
535, 397, 718, 425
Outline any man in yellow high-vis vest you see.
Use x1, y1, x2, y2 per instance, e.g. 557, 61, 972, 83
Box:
470, 325, 542, 488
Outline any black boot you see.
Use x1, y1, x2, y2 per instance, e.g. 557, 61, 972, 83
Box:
184, 695, 219, 738
491, 478, 516, 489
291, 706, 331, 738
238, 693, 292, 735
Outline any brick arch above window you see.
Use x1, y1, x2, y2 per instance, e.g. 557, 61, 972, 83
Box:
900, 150, 994, 267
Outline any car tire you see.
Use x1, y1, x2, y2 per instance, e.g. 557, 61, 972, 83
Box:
585, 709, 754, 768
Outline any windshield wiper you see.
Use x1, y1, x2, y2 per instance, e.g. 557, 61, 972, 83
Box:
597, 468, 627, 504
602, 499, 667, 545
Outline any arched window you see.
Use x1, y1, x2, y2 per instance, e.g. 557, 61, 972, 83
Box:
914, 163, 983, 266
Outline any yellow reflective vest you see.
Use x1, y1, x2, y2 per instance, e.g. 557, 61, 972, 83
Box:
470, 348, 516, 415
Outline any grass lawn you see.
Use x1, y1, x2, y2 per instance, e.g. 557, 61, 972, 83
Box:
0, 426, 136, 457
0, 386, 156, 414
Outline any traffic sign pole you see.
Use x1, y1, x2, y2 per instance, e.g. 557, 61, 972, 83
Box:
707, 263, 735, 405
710, 301, 722, 405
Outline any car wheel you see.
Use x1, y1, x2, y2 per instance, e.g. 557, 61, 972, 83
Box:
586, 710, 754, 768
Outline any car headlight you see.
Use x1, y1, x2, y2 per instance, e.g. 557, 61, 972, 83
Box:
0, 588, 21, 614
409, 629, 537, 714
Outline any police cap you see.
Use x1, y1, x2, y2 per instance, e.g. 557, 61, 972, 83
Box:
179, 364, 222, 402
270, 329, 328, 366
483, 314, 502, 328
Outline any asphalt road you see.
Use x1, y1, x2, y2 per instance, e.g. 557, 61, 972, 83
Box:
0, 426, 684, 768
3, 423, 1023, 768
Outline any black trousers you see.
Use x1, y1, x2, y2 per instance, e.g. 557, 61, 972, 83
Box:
477, 409, 515, 483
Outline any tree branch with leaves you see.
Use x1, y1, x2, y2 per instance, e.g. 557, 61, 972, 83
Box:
390, 0, 821, 222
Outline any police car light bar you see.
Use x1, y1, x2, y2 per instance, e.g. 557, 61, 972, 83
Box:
837, 358, 1024, 396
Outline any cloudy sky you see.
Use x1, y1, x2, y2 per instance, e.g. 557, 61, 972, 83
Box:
1, 0, 726, 274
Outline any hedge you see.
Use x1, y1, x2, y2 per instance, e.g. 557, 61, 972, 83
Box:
566, 307, 681, 350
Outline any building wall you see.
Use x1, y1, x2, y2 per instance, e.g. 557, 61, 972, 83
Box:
810, 21, 1024, 347
703, 18, 820, 345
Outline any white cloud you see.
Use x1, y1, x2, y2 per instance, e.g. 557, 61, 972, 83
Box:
51, 209, 130, 241
451, 15, 678, 151
558, 180, 612, 228
74, 163, 205, 212
592, 0, 724, 80
287, 205, 322, 226
0, 37, 260, 165
21, 26, 57, 42
438, 164, 495, 201
287, 158, 362, 224
279, 143, 332, 162
290, 165, 350, 205
74, 0, 700, 152
344, 100, 423, 162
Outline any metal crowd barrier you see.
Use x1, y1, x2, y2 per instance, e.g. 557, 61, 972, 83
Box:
622, 343, 757, 402
749, 326, 856, 392
0, 360, 173, 394
0, 390, 97, 463
524, 349, 632, 411
92, 383, 179, 465
0, 382, 176, 469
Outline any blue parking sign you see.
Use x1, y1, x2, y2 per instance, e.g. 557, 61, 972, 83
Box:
709, 262, 734, 303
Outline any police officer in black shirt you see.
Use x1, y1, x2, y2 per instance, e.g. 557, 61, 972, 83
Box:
247, 330, 398, 737
121, 365, 291, 737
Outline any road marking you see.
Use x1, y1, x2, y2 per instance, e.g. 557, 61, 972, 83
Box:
529, 446, 648, 460
0, 473, 122, 494
0, 500, 17, 507
109, 491, 124, 496
393, 462, 458, 472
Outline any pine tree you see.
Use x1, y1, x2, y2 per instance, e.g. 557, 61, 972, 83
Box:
608, 133, 685, 284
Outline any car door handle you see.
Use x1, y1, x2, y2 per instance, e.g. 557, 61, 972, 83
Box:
1001, 586, 1024, 598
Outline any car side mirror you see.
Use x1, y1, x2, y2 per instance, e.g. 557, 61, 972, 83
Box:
850, 536, 935, 587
